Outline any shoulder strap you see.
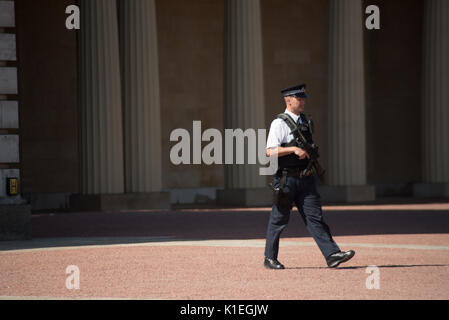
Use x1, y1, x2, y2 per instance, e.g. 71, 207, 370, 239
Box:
276, 113, 298, 132
276, 113, 301, 140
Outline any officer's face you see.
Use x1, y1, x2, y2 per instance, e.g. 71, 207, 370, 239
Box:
287, 96, 306, 113
297, 97, 306, 111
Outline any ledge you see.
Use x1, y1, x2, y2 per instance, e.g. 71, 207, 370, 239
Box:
0, 204, 31, 241
217, 188, 273, 207
70, 192, 172, 211
318, 185, 376, 203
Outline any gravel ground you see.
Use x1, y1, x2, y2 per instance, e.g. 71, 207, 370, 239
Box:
1, 202, 448, 300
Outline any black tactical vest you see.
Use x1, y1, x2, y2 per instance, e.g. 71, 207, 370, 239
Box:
277, 113, 314, 170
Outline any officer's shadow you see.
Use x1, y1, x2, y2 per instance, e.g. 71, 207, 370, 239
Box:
285, 264, 449, 270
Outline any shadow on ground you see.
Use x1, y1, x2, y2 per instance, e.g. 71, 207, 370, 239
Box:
31, 209, 449, 238
285, 264, 449, 270
1, 207, 448, 252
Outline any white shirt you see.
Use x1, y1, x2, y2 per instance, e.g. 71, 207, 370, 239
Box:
266, 109, 302, 149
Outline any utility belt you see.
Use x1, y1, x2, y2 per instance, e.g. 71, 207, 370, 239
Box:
269, 167, 315, 211
282, 167, 315, 178
272, 166, 315, 191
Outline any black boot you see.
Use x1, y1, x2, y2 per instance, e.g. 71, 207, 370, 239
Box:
264, 257, 285, 269
326, 250, 355, 268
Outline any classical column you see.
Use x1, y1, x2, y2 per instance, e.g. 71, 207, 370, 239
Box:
77, 0, 124, 194
218, 0, 270, 206
416, 0, 449, 197
224, 0, 265, 189
324, 0, 374, 201
118, 0, 162, 193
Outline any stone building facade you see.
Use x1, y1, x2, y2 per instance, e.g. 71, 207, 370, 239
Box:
0, 0, 447, 211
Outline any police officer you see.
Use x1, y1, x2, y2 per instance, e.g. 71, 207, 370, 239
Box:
264, 84, 355, 269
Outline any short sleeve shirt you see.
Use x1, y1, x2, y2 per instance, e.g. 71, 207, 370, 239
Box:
266, 109, 301, 149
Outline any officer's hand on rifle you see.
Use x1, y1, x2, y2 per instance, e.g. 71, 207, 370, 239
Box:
292, 147, 310, 160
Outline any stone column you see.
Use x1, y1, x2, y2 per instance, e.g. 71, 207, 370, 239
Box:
118, 0, 163, 193
218, 0, 270, 206
77, 0, 124, 195
322, 0, 374, 202
415, 0, 449, 197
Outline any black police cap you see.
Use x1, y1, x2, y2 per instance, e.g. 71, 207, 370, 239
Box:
281, 84, 308, 98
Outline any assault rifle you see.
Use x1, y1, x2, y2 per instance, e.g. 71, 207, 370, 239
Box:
277, 113, 326, 182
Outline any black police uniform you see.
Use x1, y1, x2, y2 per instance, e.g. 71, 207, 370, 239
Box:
264, 84, 341, 263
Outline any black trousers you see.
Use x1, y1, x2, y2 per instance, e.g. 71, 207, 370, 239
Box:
264, 175, 340, 260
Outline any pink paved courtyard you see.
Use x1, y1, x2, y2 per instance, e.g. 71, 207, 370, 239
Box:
1, 202, 449, 300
